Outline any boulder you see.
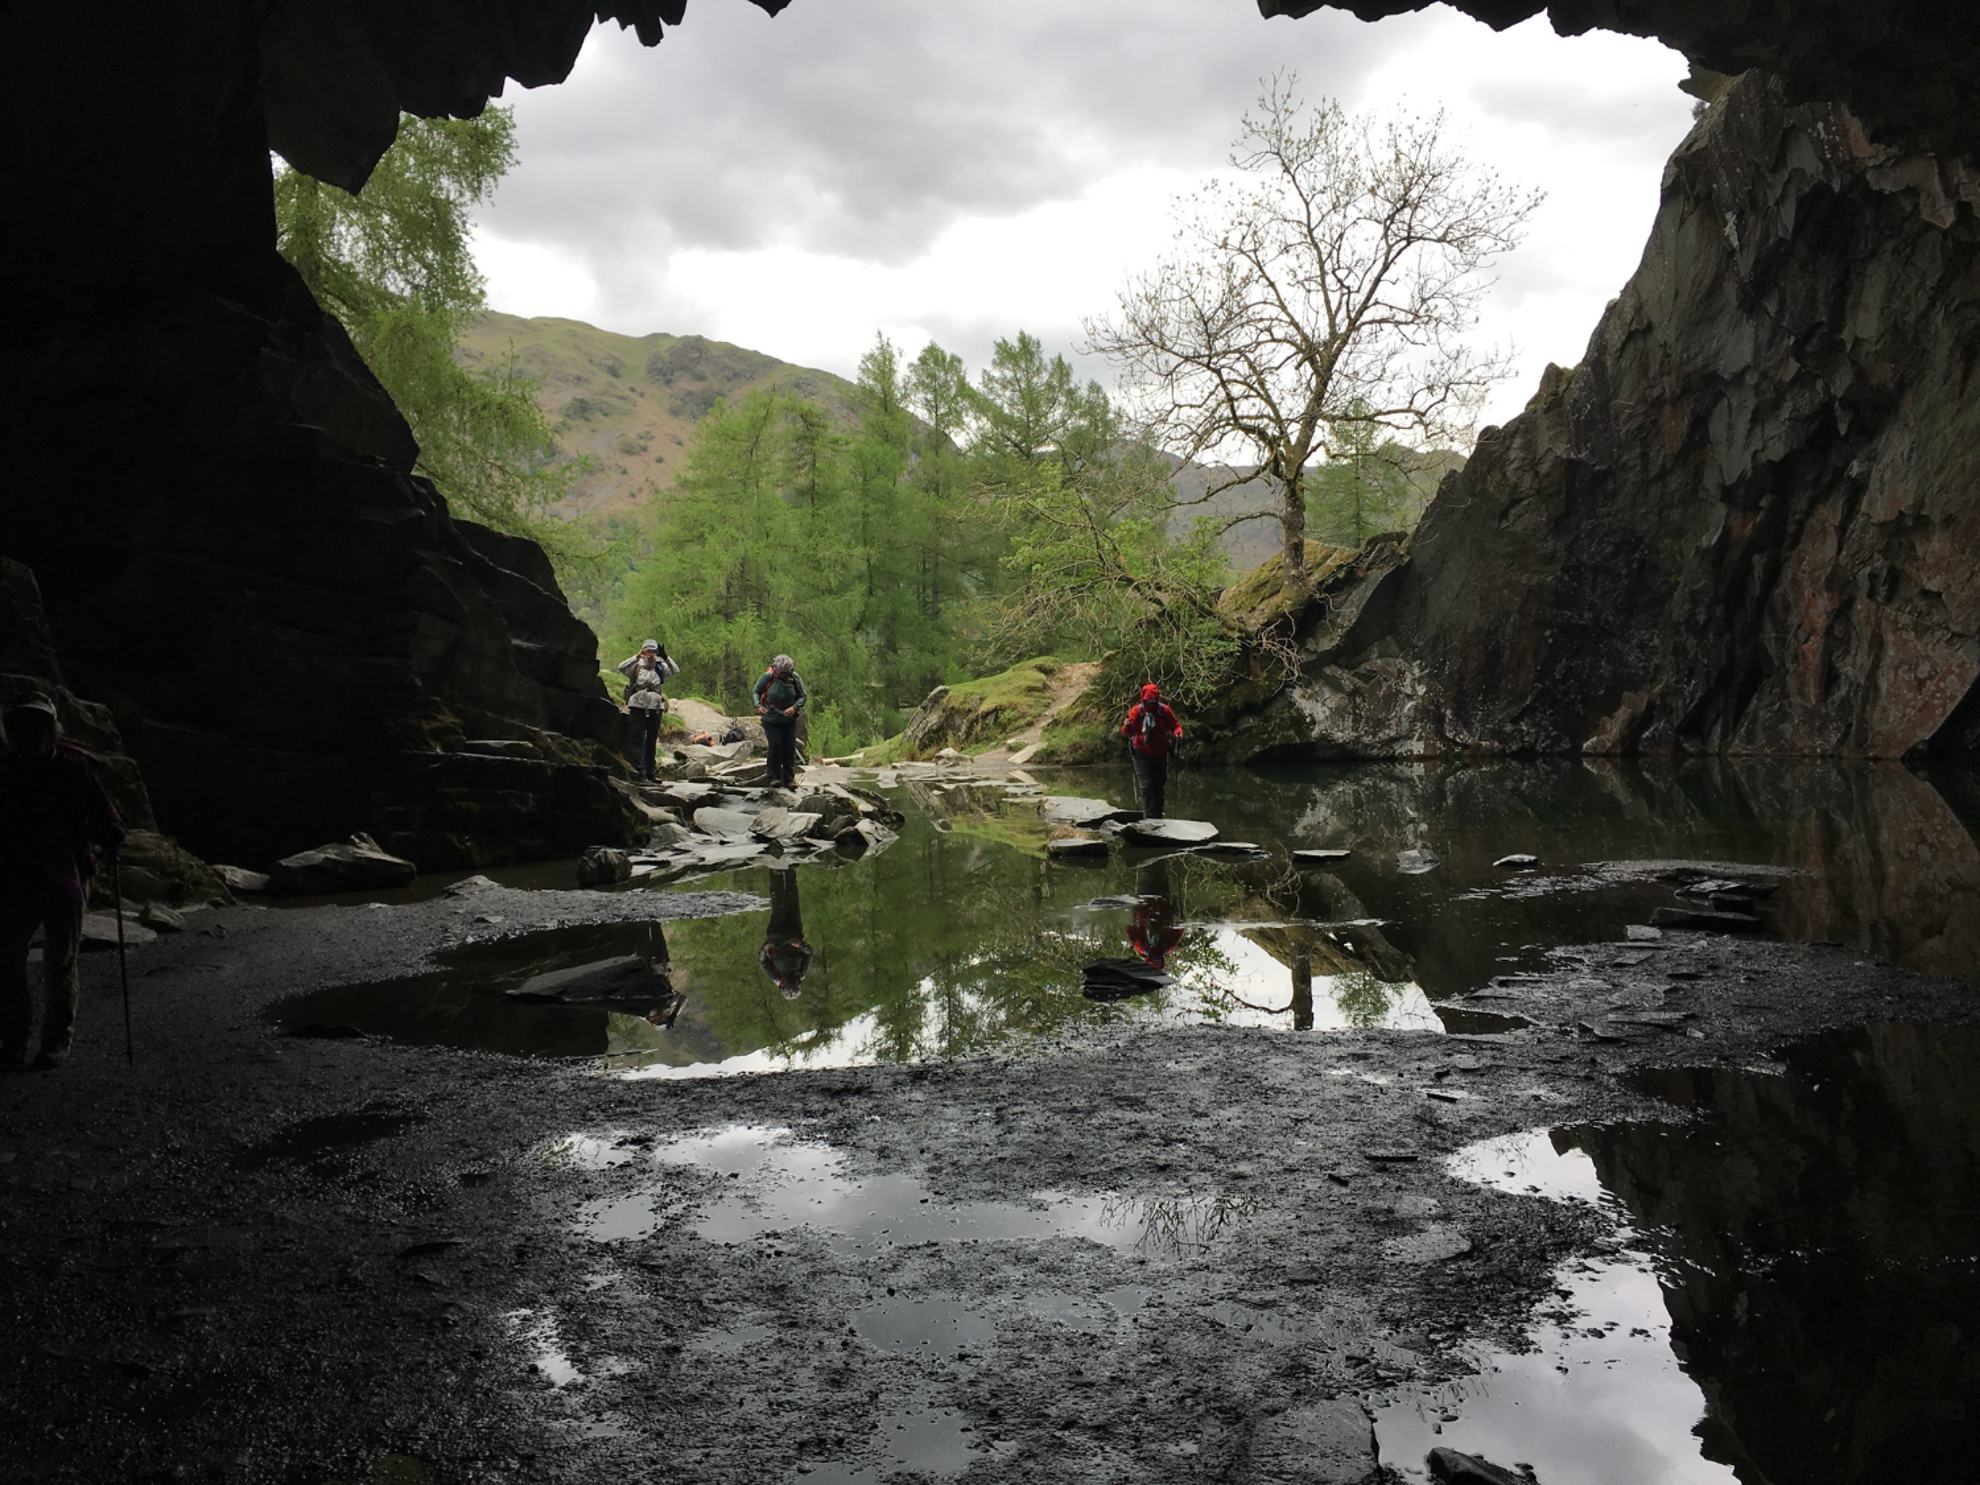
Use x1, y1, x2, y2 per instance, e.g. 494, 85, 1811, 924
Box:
443, 874, 499, 897
1117, 818, 1219, 847
507, 955, 668, 1004
692, 806, 759, 839
1041, 796, 1140, 827
1397, 848, 1440, 875
1045, 835, 1110, 859
270, 839, 418, 895
835, 820, 899, 857
575, 846, 633, 888
647, 820, 696, 850
212, 864, 272, 895
138, 903, 187, 932
751, 807, 823, 841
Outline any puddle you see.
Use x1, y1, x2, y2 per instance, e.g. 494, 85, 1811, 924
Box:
269, 921, 687, 1059
850, 1295, 994, 1355
1380, 1020, 1980, 1484
234, 1108, 419, 1171
797, 1404, 978, 1482
563, 1125, 1253, 1260
1024, 1286, 1149, 1332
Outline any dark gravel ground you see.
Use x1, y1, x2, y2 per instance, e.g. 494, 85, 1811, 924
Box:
2, 882, 1973, 1485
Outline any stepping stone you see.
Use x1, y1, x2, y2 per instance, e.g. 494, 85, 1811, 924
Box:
1040, 796, 1141, 827
1396, 848, 1440, 874
1493, 853, 1539, 869
1292, 849, 1350, 865
1080, 957, 1174, 1002
1650, 906, 1762, 931
1191, 840, 1265, 858
1045, 835, 1109, 859
507, 956, 667, 1003
1117, 817, 1219, 846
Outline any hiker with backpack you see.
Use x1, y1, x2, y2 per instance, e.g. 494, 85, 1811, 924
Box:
1120, 683, 1184, 820
617, 640, 679, 781
753, 654, 807, 789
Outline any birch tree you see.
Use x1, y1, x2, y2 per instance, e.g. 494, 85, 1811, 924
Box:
1087, 78, 1540, 599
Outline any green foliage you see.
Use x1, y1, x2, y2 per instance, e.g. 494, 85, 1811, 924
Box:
273, 109, 586, 570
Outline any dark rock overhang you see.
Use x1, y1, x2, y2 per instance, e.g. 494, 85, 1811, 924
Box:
259, 0, 794, 190
268, 1, 1980, 195
1260, 1, 1980, 159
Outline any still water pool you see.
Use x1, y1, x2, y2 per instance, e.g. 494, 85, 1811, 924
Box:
272, 758, 1980, 1072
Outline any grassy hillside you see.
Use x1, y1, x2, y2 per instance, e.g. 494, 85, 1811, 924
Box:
455, 312, 860, 519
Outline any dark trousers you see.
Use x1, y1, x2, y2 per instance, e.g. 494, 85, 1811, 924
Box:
629, 708, 662, 779
0, 893, 82, 1058
762, 718, 798, 787
1131, 749, 1168, 819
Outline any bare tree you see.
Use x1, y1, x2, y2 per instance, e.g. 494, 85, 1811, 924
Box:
1086, 77, 1541, 599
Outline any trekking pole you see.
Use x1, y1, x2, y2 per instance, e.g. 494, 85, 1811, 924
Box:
110, 848, 132, 1065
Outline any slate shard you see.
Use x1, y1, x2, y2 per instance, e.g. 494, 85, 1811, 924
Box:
1080, 958, 1175, 1002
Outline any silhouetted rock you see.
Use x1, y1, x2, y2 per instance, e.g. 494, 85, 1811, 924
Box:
1081, 958, 1175, 1002
507, 956, 666, 1004
271, 839, 418, 895
1426, 1446, 1531, 1485
576, 846, 633, 888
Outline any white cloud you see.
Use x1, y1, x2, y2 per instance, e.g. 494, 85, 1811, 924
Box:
474, 0, 1696, 429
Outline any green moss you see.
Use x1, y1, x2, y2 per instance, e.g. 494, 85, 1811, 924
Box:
1218, 540, 1360, 629
871, 656, 1065, 761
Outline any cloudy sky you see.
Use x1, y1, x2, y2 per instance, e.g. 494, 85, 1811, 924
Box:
472, 0, 1695, 430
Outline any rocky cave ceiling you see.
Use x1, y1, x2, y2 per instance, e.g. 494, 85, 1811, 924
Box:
269, 0, 1980, 193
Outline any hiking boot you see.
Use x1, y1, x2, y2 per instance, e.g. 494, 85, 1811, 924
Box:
31, 1046, 69, 1071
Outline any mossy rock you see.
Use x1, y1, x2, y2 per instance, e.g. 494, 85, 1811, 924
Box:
879, 657, 1065, 761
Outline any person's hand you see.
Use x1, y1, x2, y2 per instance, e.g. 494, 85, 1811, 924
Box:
782, 705, 796, 718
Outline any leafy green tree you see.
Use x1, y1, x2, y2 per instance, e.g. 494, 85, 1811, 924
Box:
273, 109, 580, 561
970, 331, 1117, 476
1307, 405, 1422, 546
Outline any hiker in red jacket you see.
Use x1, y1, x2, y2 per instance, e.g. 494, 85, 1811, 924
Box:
1120, 683, 1183, 820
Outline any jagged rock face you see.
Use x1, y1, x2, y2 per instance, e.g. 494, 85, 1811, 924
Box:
1222, 75, 1980, 761
1262, 2, 1980, 158
0, 7, 644, 869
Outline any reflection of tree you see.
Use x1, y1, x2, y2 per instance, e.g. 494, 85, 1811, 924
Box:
1102, 1191, 1258, 1258
1330, 969, 1396, 1029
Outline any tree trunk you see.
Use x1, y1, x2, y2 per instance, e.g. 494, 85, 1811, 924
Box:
1281, 475, 1307, 598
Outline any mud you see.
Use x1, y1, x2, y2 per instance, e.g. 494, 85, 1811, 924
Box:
1, 879, 1975, 1484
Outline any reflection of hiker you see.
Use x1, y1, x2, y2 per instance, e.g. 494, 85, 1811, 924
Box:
1120, 683, 1183, 820
617, 640, 679, 781
1128, 858, 1186, 972
0, 697, 123, 1070
753, 654, 808, 790
759, 869, 813, 1000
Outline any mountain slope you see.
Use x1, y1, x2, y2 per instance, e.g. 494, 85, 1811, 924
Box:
454, 312, 860, 518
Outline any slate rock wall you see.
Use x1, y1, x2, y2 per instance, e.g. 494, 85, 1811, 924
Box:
1217, 75, 1980, 761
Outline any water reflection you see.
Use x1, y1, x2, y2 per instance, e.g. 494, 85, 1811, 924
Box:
1386, 1021, 1980, 1484
758, 869, 812, 999
273, 760, 1980, 1073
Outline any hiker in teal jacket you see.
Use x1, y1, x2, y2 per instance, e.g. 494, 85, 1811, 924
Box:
753, 654, 807, 788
